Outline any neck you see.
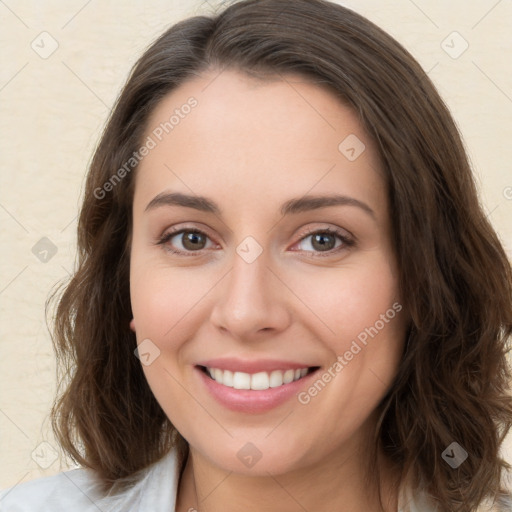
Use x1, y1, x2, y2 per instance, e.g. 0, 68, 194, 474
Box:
176, 439, 400, 512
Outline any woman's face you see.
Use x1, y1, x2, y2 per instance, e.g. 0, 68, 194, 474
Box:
130, 69, 407, 475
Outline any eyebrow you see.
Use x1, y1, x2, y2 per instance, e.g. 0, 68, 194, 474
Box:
144, 191, 375, 219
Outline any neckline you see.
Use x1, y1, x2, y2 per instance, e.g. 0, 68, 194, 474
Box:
163, 446, 431, 512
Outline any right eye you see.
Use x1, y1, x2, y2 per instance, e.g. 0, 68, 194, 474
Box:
157, 227, 216, 256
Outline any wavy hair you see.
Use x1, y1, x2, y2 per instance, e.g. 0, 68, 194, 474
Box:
48, 1, 512, 510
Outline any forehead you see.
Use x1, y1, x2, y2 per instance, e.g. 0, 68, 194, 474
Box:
134, 68, 386, 219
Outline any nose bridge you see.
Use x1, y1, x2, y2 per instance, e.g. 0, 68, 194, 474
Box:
209, 239, 289, 336
226, 246, 271, 317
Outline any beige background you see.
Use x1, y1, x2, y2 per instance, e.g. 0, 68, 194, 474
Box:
0, 0, 511, 490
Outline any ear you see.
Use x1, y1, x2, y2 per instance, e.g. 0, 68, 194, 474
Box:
129, 319, 136, 332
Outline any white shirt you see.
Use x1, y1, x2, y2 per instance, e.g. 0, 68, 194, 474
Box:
0, 447, 438, 511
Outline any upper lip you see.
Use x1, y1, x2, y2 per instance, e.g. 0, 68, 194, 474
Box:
196, 358, 319, 374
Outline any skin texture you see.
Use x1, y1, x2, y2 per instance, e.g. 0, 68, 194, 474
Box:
129, 69, 408, 512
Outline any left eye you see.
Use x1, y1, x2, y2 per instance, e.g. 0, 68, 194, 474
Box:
157, 227, 354, 257
294, 229, 345, 253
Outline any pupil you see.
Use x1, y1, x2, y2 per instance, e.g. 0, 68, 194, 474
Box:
313, 233, 334, 251
184, 231, 204, 250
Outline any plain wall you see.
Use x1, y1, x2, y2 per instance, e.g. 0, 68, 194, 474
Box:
1, 0, 511, 490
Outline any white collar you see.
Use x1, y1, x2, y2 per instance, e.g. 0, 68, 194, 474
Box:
1, 444, 438, 511
97, 447, 437, 512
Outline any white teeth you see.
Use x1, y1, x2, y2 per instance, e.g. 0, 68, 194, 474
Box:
223, 370, 234, 387
205, 367, 311, 390
251, 372, 269, 390
233, 372, 251, 389
283, 369, 294, 384
269, 370, 283, 388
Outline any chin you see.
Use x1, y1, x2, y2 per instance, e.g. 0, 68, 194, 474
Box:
190, 437, 313, 477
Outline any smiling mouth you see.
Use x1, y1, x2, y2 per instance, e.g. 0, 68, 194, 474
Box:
197, 365, 320, 391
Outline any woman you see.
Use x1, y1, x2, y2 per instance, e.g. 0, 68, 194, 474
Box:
1, 0, 511, 510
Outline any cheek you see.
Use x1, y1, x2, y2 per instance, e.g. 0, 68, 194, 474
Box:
294, 256, 405, 402
289, 261, 405, 440
292, 257, 402, 351
130, 259, 210, 347
130, 264, 207, 427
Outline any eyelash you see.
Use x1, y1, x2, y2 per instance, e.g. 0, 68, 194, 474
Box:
155, 225, 355, 258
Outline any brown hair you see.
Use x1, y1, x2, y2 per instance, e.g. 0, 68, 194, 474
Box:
48, 1, 512, 510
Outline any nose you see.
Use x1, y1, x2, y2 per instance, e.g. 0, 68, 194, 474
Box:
209, 248, 291, 341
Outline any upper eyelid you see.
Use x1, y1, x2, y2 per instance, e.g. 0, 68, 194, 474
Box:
299, 225, 353, 238
160, 223, 352, 239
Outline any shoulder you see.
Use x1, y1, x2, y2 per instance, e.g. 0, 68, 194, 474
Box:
0, 468, 104, 512
398, 483, 439, 512
399, 484, 512, 512
0, 448, 180, 512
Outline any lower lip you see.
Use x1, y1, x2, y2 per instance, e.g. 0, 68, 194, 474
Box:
196, 367, 319, 413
